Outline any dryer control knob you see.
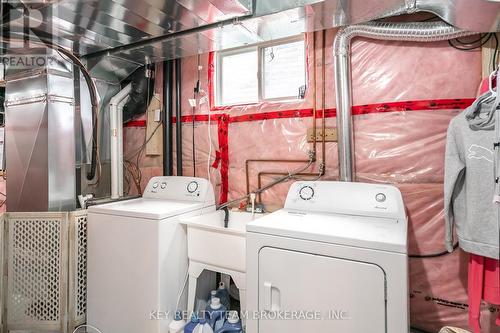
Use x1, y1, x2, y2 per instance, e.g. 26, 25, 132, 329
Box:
375, 193, 386, 202
187, 181, 199, 193
299, 186, 315, 201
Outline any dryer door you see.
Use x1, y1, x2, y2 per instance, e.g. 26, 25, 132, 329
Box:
258, 247, 386, 332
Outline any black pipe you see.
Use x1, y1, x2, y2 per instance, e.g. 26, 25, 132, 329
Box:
82, 14, 254, 60
175, 58, 182, 175
163, 60, 174, 176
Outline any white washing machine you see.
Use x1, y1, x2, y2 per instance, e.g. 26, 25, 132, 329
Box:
246, 181, 408, 333
87, 176, 215, 333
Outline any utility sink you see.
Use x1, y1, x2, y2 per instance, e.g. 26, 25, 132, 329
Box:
181, 211, 264, 273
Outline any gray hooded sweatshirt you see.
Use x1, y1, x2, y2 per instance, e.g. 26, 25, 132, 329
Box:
444, 92, 499, 259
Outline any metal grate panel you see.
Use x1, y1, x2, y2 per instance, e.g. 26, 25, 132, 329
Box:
1, 214, 4, 332
6, 212, 68, 332
69, 211, 87, 329
1, 211, 88, 332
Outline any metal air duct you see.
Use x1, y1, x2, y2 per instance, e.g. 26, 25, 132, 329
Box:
333, 21, 477, 181
5, 62, 76, 211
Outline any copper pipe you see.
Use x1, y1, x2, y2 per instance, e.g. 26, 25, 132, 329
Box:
321, 30, 327, 172
312, 31, 318, 157
219, 157, 315, 210
252, 31, 329, 206
245, 159, 310, 195
244, 32, 320, 198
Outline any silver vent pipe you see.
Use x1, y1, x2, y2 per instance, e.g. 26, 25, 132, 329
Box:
333, 21, 477, 181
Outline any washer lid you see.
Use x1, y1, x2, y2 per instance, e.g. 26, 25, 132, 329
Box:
246, 209, 407, 254
88, 198, 208, 220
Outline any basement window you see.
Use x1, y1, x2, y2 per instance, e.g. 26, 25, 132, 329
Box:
215, 37, 306, 106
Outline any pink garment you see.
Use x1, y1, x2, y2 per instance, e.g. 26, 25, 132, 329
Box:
468, 254, 500, 332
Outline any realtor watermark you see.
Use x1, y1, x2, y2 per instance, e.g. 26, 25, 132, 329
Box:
0, 55, 56, 67
149, 310, 351, 321
0, 0, 58, 69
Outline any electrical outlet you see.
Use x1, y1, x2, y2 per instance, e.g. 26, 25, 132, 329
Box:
307, 128, 337, 142
153, 109, 161, 122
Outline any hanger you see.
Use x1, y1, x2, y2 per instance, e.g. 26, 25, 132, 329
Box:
489, 65, 498, 93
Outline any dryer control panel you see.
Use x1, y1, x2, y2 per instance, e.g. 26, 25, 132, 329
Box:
143, 176, 215, 203
285, 181, 405, 220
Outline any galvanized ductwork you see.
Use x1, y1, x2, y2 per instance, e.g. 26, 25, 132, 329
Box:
5, 63, 76, 211
333, 21, 477, 181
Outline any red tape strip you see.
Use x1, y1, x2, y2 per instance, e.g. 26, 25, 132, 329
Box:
166, 98, 475, 125
124, 120, 147, 127
125, 98, 475, 127
217, 115, 229, 205
124, 97, 475, 207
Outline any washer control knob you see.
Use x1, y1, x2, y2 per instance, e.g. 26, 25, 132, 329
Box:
187, 181, 199, 193
375, 193, 387, 202
152, 182, 159, 189
160, 182, 167, 189
299, 186, 315, 201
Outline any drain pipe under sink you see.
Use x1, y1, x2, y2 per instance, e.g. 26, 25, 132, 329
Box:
110, 83, 133, 199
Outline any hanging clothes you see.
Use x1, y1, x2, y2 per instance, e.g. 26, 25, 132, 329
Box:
468, 253, 500, 332
446, 75, 500, 332
444, 91, 499, 259
490, 69, 500, 204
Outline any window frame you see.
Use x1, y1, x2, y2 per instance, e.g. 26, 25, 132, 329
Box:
214, 35, 306, 107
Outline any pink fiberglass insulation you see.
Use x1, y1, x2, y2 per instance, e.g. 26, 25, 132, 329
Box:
351, 38, 481, 104
123, 123, 221, 200
0, 178, 5, 212
410, 249, 500, 333
124, 27, 492, 331
228, 116, 339, 211
354, 109, 464, 184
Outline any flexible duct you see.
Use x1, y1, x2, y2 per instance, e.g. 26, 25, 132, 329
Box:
333, 21, 477, 181
110, 83, 132, 199
122, 65, 155, 123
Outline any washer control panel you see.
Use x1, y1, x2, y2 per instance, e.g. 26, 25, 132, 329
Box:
143, 176, 214, 203
285, 181, 405, 220
187, 181, 199, 193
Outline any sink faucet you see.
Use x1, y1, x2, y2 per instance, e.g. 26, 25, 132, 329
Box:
222, 206, 229, 228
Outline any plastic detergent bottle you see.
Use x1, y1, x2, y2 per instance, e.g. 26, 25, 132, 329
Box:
207, 290, 217, 303
215, 311, 242, 333
206, 297, 226, 331
215, 282, 231, 309
193, 318, 214, 333
169, 310, 186, 333
184, 313, 199, 333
